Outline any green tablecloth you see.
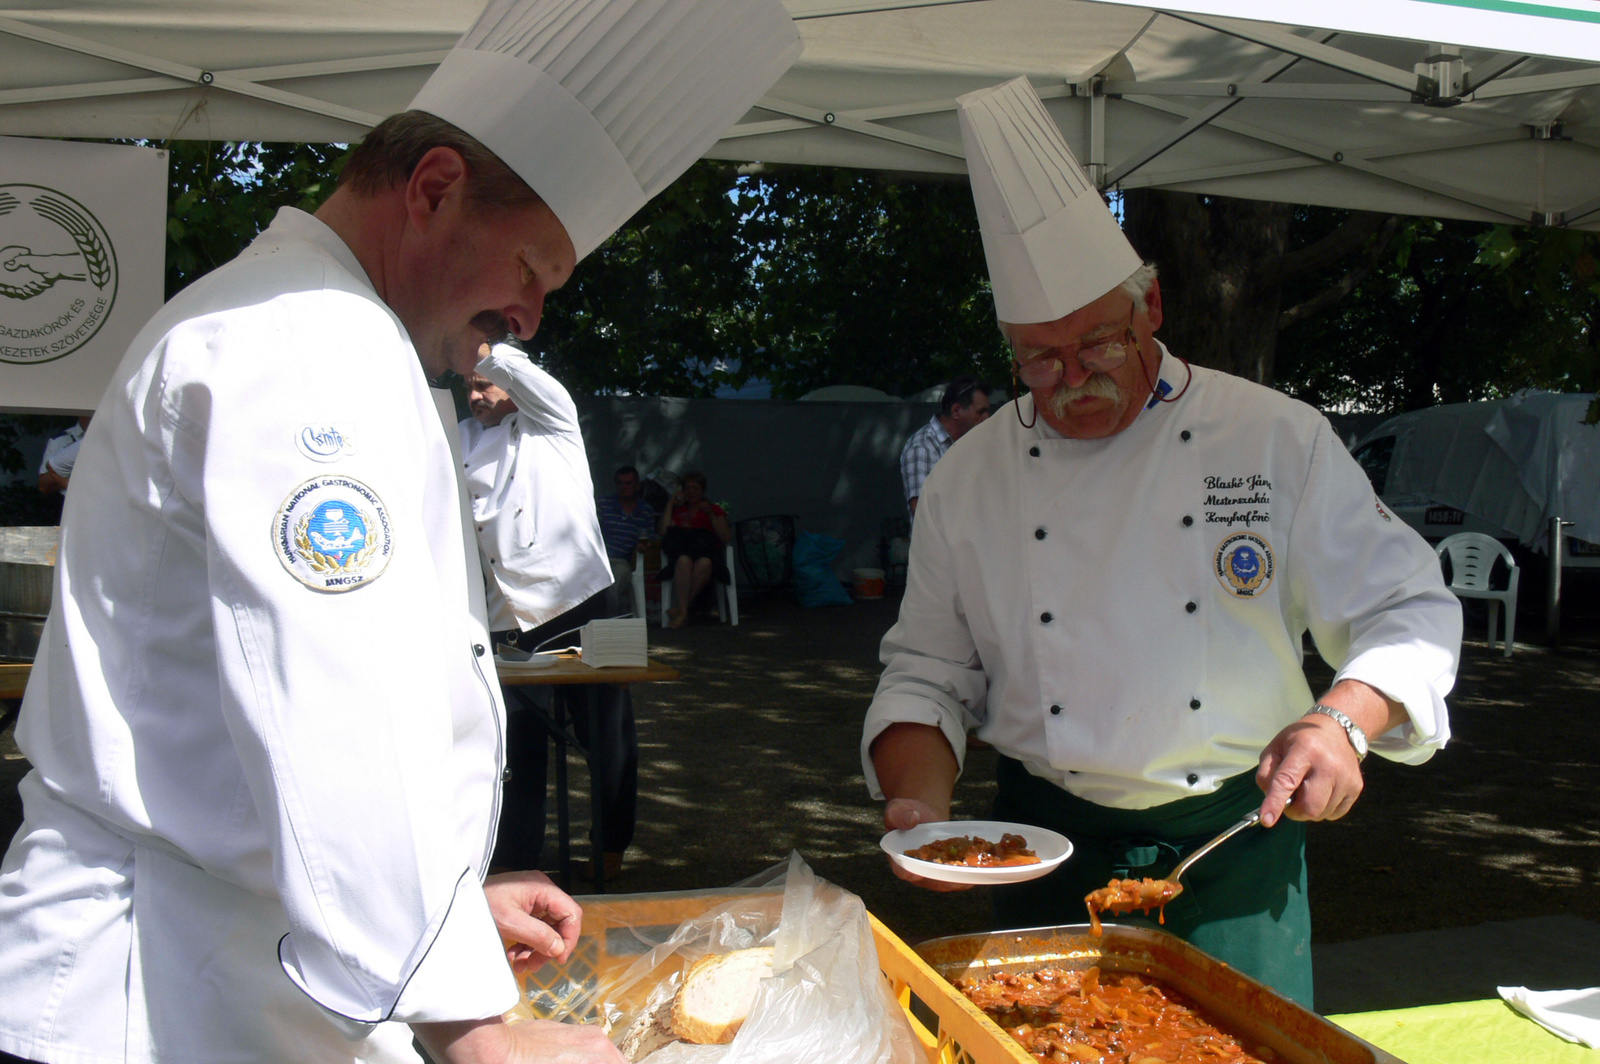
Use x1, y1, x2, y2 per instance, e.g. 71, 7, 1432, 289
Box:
1330, 998, 1598, 1063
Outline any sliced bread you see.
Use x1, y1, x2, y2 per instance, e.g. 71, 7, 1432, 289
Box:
669, 946, 775, 1045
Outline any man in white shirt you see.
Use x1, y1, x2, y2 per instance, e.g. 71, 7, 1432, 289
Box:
862, 79, 1461, 1007
35, 414, 90, 496
457, 343, 635, 881
0, 2, 800, 1062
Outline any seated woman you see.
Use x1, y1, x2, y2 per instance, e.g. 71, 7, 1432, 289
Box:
657, 470, 732, 628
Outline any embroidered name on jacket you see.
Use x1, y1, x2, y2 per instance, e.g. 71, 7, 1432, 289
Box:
274, 475, 393, 591
1203, 473, 1272, 528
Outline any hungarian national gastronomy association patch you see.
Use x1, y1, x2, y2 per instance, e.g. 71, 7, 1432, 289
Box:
273, 475, 392, 592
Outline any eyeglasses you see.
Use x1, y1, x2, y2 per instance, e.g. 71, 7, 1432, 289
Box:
1009, 316, 1138, 429
1011, 321, 1137, 392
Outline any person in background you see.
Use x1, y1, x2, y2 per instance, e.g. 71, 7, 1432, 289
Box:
597, 465, 658, 616
0, 0, 801, 1061
657, 470, 732, 628
458, 342, 636, 882
862, 78, 1460, 1008
36, 414, 90, 496
899, 376, 991, 517
460, 342, 611, 642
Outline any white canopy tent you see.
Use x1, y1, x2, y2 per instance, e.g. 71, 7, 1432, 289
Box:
2, 1, 1600, 228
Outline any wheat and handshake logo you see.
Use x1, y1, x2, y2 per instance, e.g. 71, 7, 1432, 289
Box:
0, 190, 109, 300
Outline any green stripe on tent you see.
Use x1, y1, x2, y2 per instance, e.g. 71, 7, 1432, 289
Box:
1416, 0, 1600, 25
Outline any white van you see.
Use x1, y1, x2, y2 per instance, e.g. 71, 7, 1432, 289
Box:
1349, 392, 1600, 571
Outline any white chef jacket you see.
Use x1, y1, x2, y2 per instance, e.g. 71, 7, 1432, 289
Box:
0, 208, 518, 1064
38, 422, 84, 477
458, 345, 612, 633
862, 349, 1460, 810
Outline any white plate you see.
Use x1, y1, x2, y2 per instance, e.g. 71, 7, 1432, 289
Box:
494, 653, 557, 670
881, 821, 1073, 885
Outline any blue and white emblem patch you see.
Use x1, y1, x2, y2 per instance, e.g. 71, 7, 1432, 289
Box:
1214, 532, 1273, 597
273, 476, 392, 592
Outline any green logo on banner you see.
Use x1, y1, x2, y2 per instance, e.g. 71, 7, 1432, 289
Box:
0, 183, 119, 366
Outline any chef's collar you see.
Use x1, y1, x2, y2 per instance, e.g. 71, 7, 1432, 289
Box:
1029, 341, 1183, 441
259, 207, 374, 292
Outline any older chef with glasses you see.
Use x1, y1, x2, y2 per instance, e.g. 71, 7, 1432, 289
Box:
862, 77, 1461, 1009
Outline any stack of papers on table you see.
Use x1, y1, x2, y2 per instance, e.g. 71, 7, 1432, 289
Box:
579, 618, 647, 668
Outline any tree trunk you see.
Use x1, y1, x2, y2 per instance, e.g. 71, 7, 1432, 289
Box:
1121, 190, 1292, 384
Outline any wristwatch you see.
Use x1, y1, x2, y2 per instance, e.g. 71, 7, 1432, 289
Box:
1305, 704, 1368, 761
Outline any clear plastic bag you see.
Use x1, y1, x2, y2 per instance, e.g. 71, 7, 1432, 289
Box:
530, 853, 919, 1064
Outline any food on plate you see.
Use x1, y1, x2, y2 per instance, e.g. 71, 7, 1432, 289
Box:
1084, 877, 1183, 935
670, 945, 775, 1045
904, 832, 1040, 867
954, 965, 1277, 1063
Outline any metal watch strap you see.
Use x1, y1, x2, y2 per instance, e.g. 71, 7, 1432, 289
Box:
1306, 703, 1368, 760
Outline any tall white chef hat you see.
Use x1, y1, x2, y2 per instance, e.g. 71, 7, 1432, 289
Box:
957, 76, 1142, 325
409, 0, 802, 262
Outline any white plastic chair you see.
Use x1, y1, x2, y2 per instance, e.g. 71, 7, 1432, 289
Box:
1435, 532, 1518, 657
659, 542, 739, 626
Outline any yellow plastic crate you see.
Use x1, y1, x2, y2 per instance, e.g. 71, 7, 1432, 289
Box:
506, 887, 1030, 1064
870, 912, 1035, 1064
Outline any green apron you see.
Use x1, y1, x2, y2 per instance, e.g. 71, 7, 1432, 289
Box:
992, 757, 1313, 1008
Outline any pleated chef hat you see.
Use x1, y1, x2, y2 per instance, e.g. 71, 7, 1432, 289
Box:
957, 76, 1141, 324
409, 0, 801, 262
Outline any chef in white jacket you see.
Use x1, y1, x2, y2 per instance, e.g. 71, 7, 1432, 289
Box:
458, 343, 637, 878
862, 79, 1461, 1008
0, 2, 800, 1063
459, 341, 612, 635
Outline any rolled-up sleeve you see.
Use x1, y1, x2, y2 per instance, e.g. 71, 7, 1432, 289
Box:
1290, 421, 1461, 761
862, 487, 990, 797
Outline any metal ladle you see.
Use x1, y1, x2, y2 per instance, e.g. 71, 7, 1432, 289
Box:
1167, 809, 1262, 887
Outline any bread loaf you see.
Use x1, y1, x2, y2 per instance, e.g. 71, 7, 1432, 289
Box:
669, 946, 775, 1045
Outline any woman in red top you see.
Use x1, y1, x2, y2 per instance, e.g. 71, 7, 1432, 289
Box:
656, 470, 732, 628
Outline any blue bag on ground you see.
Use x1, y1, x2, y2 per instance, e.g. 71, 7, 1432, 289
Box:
792, 531, 852, 607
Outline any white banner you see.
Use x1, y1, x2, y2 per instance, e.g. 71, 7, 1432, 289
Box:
0, 137, 167, 413
1085, 0, 1600, 64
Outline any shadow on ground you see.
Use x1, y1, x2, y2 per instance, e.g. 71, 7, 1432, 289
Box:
3, 587, 1598, 1011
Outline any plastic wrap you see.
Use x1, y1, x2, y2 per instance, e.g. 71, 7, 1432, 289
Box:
519, 853, 918, 1063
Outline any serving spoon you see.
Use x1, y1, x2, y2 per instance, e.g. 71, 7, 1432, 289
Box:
1167, 809, 1263, 887
1083, 810, 1263, 932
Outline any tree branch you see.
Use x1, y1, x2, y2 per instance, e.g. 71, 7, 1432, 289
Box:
1275, 216, 1401, 332
1267, 211, 1396, 288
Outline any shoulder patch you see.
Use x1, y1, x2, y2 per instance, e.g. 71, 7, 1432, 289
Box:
1214, 532, 1274, 597
273, 476, 392, 592
295, 423, 359, 463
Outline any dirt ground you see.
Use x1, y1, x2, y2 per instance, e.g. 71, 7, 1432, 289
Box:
3, 585, 1598, 957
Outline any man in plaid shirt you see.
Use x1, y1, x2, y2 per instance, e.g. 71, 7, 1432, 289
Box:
899, 376, 992, 516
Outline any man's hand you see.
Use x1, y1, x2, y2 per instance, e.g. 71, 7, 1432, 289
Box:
1256, 680, 1406, 827
1255, 714, 1364, 827
871, 722, 969, 892
884, 797, 972, 892
484, 871, 582, 973
414, 1016, 624, 1064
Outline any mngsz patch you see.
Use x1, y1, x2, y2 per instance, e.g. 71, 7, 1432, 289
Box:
1214, 532, 1274, 597
273, 476, 392, 592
